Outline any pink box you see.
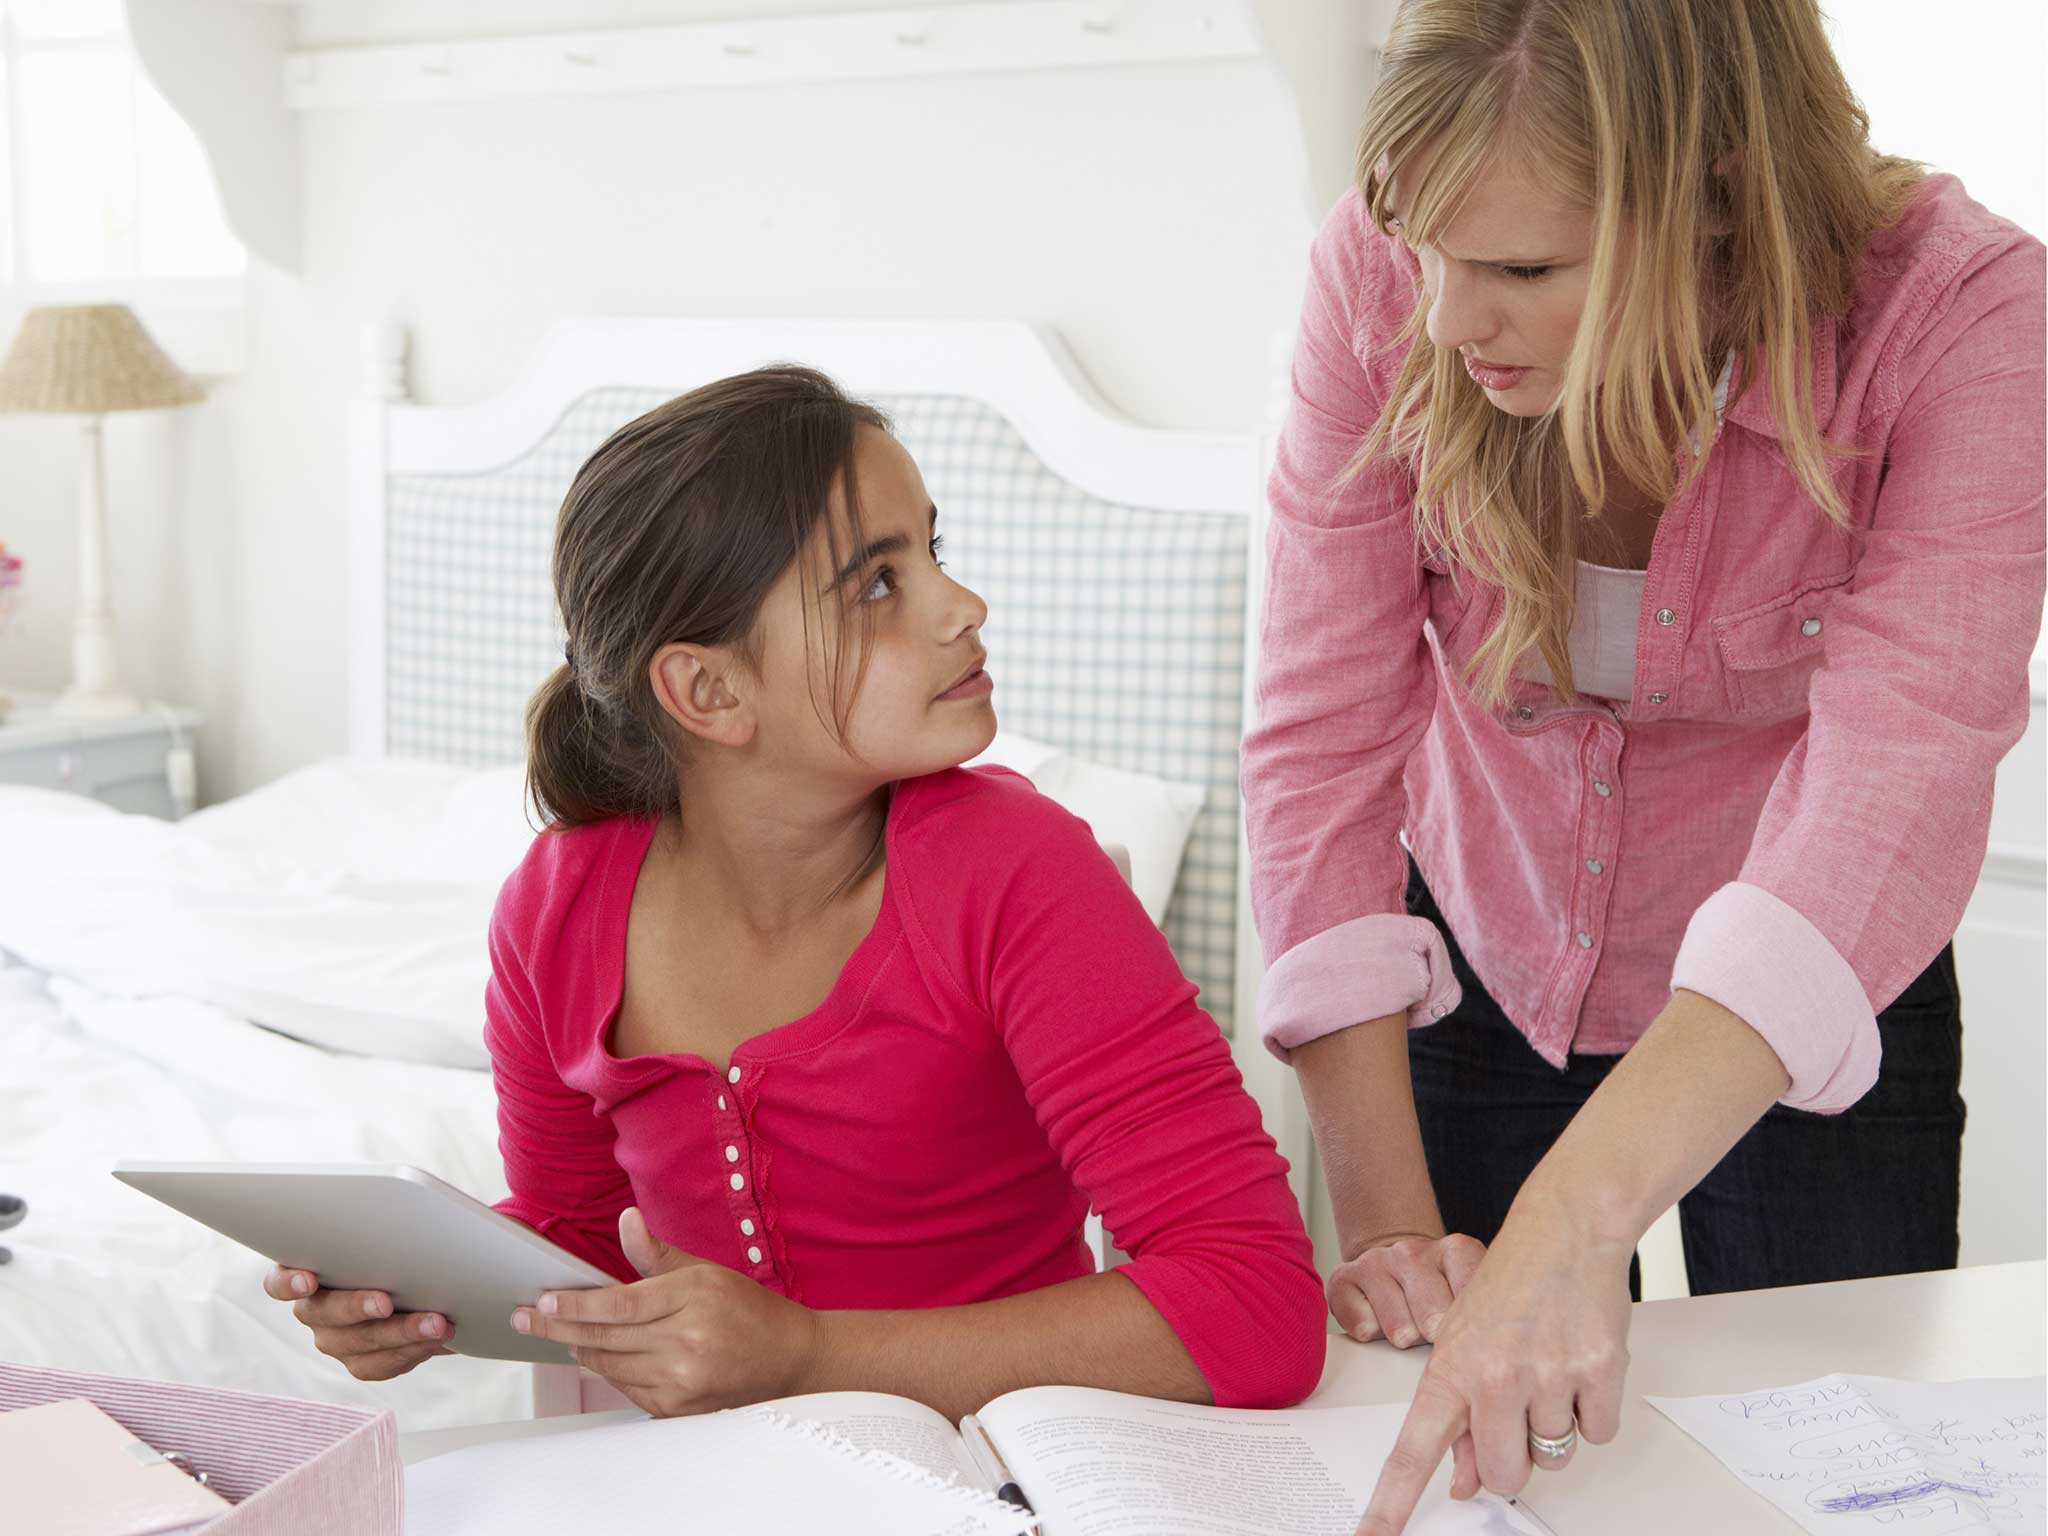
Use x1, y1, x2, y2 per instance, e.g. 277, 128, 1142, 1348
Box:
0, 1361, 399, 1534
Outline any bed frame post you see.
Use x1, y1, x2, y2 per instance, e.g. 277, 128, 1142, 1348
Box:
347, 319, 407, 759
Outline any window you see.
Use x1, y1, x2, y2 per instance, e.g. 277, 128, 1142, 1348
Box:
0, 0, 244, 291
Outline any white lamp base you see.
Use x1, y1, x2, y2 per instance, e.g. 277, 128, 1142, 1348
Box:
58, 415, 140, 721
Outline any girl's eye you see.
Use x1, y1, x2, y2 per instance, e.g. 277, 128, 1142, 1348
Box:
929, 533, 946, 569
861, 566, 898, 603
1499, 264, 1552, 282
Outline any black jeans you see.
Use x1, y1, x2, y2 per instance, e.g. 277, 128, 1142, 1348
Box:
1403, 859, 1965, 1297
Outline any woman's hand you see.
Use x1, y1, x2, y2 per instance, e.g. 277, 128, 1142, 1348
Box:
513, 1207, 820, 1418
261, 1266, 453, 1381
1355, 1197, 1632, 1535
1327, 1231, 1487, 1348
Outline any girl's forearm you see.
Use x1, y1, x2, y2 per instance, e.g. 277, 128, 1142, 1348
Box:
1503, 988, 1792, 1257
1294, 1014, 1447, 1258
799, 1269, 1208, 1421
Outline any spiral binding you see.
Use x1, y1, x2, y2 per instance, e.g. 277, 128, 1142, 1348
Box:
731, 1406, 1036, 1533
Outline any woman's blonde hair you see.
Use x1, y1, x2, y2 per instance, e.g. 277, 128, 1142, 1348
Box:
1355, 0, 1922, 704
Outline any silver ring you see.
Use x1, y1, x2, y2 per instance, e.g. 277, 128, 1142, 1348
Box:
1528, 1423, 1578, 1460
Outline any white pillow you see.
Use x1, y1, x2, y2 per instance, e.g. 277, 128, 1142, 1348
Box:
179, 758, 537, 890
967, 731, 1206, 926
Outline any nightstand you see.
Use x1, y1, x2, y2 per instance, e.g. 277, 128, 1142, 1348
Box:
0, 694, 201, 819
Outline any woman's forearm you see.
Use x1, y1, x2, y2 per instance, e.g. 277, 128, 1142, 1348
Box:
1294, 1014, 1446, 1258
1503, 988, 1792, 1257
800, 1269, 1207, 1421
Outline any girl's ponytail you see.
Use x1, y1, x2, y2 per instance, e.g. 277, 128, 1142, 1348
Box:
524, 659, 672, 827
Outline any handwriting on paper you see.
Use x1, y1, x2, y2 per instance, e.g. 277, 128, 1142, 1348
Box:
1649, 1374, 2044, 1532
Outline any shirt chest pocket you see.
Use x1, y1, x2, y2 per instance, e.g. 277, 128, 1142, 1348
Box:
1709, 571, 1852, 721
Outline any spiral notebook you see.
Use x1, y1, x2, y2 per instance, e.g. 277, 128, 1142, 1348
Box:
404, 1406, 1036, 1536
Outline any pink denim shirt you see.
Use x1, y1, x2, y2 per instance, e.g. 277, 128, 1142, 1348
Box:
1244, 174, 2045, 1112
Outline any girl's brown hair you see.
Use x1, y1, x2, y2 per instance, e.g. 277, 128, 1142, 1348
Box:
526, 365, 890, 827
1354, 0, 1923, 705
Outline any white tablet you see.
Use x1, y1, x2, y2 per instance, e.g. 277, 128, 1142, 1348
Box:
111, 1161, 615, 1364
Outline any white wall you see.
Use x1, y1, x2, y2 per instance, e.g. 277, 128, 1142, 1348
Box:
37, 0, 2032, 799
0, 0, 1390, 800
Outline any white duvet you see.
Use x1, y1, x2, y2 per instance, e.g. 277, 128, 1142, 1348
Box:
0, 764, 539, 1429
0, 953, 532, 1429
0, 764, 535, 1069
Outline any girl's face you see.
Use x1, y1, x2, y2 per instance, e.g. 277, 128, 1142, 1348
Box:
1386, 153, 1595, 417
752, 426, 995, 784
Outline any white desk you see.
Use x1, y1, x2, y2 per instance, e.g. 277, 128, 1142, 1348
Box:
401, 1261, 2046, 1532
1307, 1261, 2043, 1532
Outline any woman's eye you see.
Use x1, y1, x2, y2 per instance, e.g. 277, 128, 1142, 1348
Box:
861, 566, 898, 603
1500, 264, 1552, 282
929, 533, 946, 569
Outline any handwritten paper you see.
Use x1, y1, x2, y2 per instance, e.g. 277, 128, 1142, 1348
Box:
1648, 1374, 2045, 1532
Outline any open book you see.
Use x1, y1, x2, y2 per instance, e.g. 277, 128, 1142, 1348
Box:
768, 1384, 1555, 1536
407, 1383, 1556, 1536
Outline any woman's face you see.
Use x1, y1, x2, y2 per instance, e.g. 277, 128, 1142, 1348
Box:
752, 426, 996, 784
1386, 153, 1596, 417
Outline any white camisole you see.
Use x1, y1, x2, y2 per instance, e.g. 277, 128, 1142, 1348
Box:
1525, 357, 1732, 700
1522, 561, 1650, 701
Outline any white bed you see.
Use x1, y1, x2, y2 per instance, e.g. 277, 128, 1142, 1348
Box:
0, 766, 538, 1430
0, 317, 1282, 1431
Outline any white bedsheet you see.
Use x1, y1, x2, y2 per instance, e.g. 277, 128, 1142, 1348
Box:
0, 954, 532, 1430
0, 771, 526, 1069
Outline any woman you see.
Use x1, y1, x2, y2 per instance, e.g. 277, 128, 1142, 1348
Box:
1241, 1, 2045, 1529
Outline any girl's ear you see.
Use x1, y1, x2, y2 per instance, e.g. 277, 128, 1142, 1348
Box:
649, 642, 756, 748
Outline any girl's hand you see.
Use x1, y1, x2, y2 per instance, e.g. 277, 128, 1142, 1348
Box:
261, 1266, 453, 1381
1327, 1231, 1487, 1348
513, 1208, 820, 1418
1355, 1201, 1632, 1535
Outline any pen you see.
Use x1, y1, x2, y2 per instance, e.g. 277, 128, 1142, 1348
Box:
962, 1416, 1040, 1535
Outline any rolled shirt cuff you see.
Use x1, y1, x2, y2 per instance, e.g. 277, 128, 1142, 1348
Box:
1669, 881, 1881, 1114
1258, 913, 1463, 1062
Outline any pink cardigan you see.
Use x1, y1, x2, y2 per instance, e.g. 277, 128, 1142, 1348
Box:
485, 766, 1325, 1409
1245, 174, 2045, 1112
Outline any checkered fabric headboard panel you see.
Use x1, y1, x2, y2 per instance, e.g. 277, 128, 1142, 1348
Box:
386, 387, 1249, 1032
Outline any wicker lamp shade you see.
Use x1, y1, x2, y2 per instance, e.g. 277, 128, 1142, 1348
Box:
0, 303, 203, 415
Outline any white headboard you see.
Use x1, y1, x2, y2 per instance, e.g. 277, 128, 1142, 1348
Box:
347, 317, 1267, 1042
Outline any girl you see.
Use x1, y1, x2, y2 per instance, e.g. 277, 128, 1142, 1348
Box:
269, 364, 1326, 1420
1244, 0, 2043, 1528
